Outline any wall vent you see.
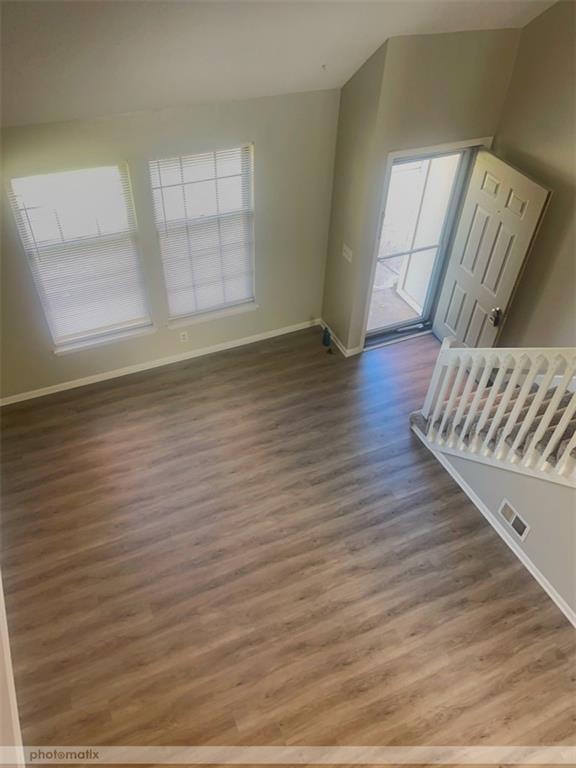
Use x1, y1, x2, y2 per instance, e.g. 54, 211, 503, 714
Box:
498, 500, 530, 541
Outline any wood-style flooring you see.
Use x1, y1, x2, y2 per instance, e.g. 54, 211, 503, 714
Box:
1, 329, 574, 752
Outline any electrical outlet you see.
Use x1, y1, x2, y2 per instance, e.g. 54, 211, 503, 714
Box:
342, 243, 353, 263
179, 331, 188, 343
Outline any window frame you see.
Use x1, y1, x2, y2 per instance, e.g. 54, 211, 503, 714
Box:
8, 163, 153, 352
149, 144, 256, 322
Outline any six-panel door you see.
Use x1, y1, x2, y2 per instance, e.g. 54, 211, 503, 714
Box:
433, 150, 549, 347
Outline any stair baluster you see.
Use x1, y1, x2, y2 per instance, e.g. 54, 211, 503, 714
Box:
411, 340, 576, 486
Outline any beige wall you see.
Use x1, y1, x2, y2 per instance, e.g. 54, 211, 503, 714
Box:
1, 90, 339, 399
445, 454, 576, 615
494, 0, 576, 348
321, 44, 388, 348
3, 7, 572, 402
322, 28, 520, 352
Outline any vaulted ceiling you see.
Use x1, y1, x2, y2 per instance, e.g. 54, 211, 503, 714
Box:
1, 0, 554, 127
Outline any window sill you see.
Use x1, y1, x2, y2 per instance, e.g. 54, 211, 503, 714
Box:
54, 325, 156, 355
52, 302, 258, 355
168, 301, 259, 329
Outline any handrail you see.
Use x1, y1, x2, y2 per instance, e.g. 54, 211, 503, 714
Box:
418, 339, 576, 486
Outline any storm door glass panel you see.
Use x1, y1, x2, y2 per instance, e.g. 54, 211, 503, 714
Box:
367, 153, 461, 333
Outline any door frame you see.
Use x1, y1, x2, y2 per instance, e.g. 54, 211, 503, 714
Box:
359, 136, 494, 351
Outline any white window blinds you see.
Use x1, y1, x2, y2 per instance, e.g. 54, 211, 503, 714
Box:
149, 145, 255, 319
9, 166, 150, 348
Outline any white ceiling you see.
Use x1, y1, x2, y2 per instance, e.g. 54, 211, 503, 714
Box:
1, 0, 554, 127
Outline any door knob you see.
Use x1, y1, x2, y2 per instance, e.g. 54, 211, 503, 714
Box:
489, 307, 502, 327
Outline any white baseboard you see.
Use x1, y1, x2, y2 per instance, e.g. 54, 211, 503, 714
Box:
412, 426, 576, 628
1, 319, 322, 407
319, 321, 363, 358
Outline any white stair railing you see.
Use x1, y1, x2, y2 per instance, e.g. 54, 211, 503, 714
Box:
416, 339, 576, 486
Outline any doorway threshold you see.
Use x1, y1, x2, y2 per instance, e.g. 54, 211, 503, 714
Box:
364, 322, 434, 351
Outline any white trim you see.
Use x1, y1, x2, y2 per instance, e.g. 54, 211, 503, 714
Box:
319, 321, 363, 358
431, 440, 575, 489
0, 319, 321, 406
359, 136, 493, 351
0, 571, 25, 767
412, 425, 576, 628
418, 341, 576, 487
535, 372, 575, 392
54, 324, 156, 356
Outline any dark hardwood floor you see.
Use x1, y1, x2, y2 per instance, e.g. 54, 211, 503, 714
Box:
1, 329, 574, 750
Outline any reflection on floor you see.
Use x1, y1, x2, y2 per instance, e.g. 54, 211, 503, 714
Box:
367, 258, 418, 332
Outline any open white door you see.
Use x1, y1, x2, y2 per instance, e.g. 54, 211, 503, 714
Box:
433, 150, 549, 346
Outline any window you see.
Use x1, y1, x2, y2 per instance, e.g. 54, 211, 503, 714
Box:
9, 165, 150, 349
149, 145, 254, 319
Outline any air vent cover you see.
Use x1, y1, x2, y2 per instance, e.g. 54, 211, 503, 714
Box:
499, 501, 530, 541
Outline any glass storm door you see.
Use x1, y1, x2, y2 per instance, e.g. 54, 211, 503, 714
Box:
366, 152, 465, 336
